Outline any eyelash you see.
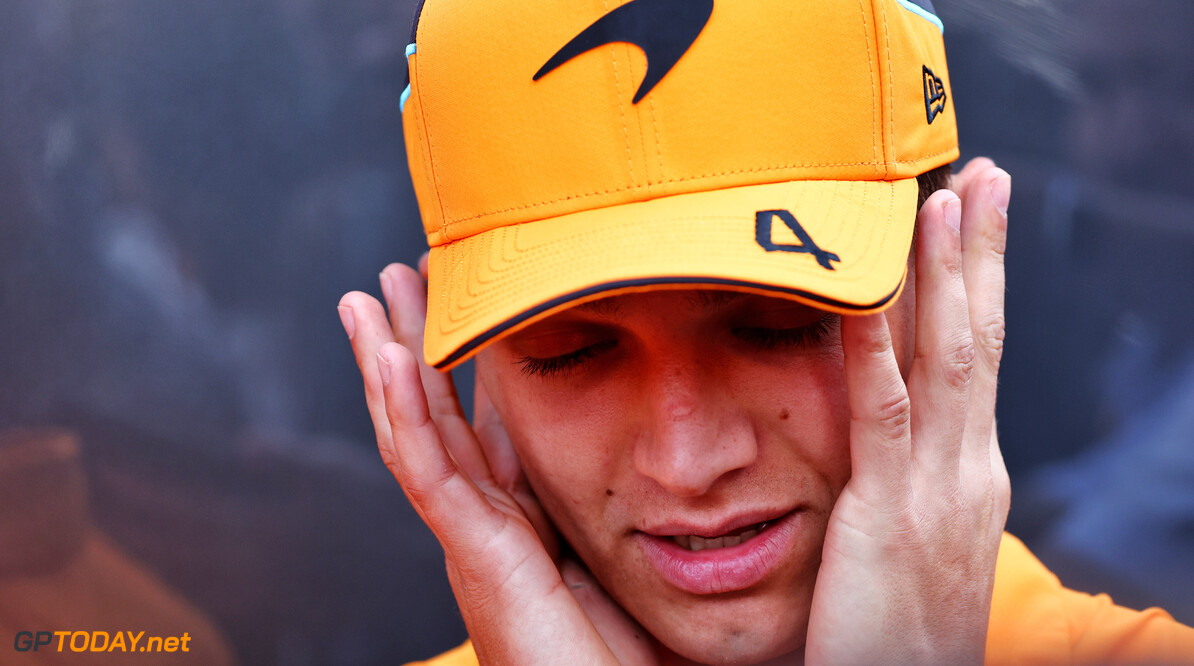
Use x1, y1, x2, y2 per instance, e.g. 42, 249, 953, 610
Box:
516, 316, 837, 378
517, 339, 618, 378
733, 315, 836, 351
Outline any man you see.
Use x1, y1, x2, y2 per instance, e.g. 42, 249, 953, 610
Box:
338, 0, 1194, 663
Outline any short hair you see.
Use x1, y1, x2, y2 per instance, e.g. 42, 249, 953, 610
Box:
916, 163, 953, 211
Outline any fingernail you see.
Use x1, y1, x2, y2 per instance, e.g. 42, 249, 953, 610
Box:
337, 305, 355, 340
943, 196, 962, 233
377, 351, 392, 386
379, 271, 394, 304
990, 172, 1011, 218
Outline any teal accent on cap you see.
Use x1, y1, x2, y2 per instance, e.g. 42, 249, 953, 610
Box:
401, 43, 417, 112
896, 0, 944, 33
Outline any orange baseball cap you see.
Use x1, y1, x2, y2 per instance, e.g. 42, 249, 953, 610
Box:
401, 0, 957, 370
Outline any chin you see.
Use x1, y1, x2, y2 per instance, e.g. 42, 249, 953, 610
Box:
631, 587, 811, 665
656, 616, 806, 664
570, 515, 824, 664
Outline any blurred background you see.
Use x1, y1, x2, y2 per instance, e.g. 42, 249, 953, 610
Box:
1, 0, 1191, 662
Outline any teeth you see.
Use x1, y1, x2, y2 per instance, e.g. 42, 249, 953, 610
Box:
671, 522, 768, 551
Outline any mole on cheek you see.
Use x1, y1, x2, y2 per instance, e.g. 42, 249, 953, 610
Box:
779, 408, 790, 421
605, 489, 614, 497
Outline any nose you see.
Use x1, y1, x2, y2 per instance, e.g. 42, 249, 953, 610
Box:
632, 355, 758, 497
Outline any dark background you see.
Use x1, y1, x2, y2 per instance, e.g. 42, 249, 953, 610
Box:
2, 0, 1192, 662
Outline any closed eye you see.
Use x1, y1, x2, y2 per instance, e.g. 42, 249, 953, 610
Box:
517, 339, 618, 378
733, 315, 836, 350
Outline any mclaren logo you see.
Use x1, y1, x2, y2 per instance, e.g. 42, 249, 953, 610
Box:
533, 0, 714, 104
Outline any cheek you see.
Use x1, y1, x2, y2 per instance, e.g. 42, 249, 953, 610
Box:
478, 344, 857, 533
751, 349, 853, 494
477, 354, 624, 537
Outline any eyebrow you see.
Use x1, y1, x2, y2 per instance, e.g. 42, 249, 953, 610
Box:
686, 290, 745, 311
574, 298, 623, 316
572, 290, 747, 316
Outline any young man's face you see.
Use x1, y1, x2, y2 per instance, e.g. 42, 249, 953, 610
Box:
477, 282, 916, 663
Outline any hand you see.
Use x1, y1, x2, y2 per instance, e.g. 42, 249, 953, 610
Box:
805, 158, 1012, 664
338, 264, 655, 665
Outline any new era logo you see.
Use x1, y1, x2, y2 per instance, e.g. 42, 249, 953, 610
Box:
923, 65, 947, 124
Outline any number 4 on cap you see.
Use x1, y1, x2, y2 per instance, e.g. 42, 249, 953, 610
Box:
754, 209, 841, 271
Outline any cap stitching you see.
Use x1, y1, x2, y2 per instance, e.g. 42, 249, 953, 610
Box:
416, 1, 451, 241
609, 48, 636, 183
410, 83, 433, 233
451, 206, 900, 323
412, 59, 448, 241
885, 170, 895, 250
603, 0, 637, 185
436, 241, 454, 335
479, 225, 497, 289
830, 181, 848, 249
869, 170, 894, 272
462, 232, 481, 300
881, 0, 895, 177
624, 42, 652, 194
858, 0, 880, 166
648, 92, 664, 184
440, 152, 950, 229
440, 207, 904, 328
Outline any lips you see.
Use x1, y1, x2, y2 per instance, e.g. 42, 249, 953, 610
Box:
635, 509, 801, 595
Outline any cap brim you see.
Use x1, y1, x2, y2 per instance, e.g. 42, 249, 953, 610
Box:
425, 177, 918, 369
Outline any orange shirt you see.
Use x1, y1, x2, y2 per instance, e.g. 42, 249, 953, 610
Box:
987, 534, 1194, 664
409, 533, 1194, 665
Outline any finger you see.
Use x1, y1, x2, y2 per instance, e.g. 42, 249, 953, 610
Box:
377, 342, 503, 542
959, 168, 1010, 468
339, 291, 399, 453
418, 251, 430, 280
840, 312, 913, 502
380, 264, 495, 485
380, 263, 462, 420
561, 559, 655, 666
383, 345, 608, 666
950, 156, 996, 197
474, 378, 520, 488
989, 426, 1011, 524
907, 191, 974, 480
476, 377, 559, 556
